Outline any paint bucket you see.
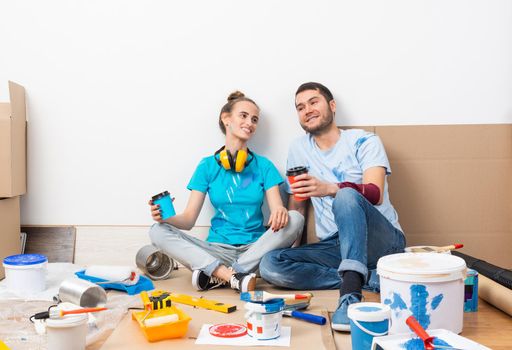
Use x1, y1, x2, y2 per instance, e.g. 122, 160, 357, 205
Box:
244, 298, 284, 340
58, 278, 107, 308
135, 245, 175, 280
46, 312, 88, 350
152, 191, 176, 220
348, 302, 390, 350
377, 253, 466, 335
2, 254, 48, 293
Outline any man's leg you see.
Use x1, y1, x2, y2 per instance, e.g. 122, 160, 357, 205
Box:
331, 187, 405, 331
232, 210, 304, 274
259, 235, 342, 290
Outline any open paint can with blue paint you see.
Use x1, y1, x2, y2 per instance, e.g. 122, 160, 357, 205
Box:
347, 302, 390, 350
377, 253, 466, 335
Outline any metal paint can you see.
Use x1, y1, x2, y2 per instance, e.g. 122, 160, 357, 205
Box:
57, 278, 107, 308
135, 245, 175, 280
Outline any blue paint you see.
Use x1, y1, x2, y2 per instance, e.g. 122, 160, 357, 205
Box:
384, 285, 444, 330
431, 294, 444, 310
410, 285, 430, 329
384, 292, 407, 316
357, 306, 380, 312
402, 337, 452, 350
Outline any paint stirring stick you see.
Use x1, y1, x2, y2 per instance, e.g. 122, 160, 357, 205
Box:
240, 291, 313, 303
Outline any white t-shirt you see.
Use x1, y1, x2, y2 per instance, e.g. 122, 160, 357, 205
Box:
285, 129, 402, 240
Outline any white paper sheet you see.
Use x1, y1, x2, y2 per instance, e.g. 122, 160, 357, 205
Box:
195, 324, 291, 347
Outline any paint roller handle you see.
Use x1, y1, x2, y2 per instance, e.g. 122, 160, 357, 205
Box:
283, 310, 326, 325
406, 316, 434, 345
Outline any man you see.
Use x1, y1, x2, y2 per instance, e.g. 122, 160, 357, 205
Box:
259, 82, 405, 331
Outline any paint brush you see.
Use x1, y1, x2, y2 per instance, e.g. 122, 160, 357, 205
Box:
240, 291, 313, 303
409, 244, 463, 253
49, 307, 107, 319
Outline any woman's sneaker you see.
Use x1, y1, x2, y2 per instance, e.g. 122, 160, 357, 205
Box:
192, 270, 227, 291
229, 272, 256, 293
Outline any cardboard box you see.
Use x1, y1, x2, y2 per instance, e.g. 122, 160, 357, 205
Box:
0, 196, 21, 279
0, 81, 27, 197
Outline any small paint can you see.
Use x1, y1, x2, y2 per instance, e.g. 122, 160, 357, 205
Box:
244, 298, 284, 340
46, 312, 88, 350
2, 254, 48, 293
464, 269, 478, 312
348, 302, 390, 350
377, 253, 466, 335
58, 278, 107, 308
152, 191, 176, 220
135, 245, 175, 280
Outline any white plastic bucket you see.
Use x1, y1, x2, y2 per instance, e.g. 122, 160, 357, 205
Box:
377, 253, 466, 335
2, 254, 48, 293
348, 302, 390, 350
46, 313, 88, 350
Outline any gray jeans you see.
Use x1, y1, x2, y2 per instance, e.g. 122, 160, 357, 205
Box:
149, 210, 304, 276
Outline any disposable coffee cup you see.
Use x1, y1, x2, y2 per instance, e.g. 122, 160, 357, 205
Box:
286, 166, 309, 202
152, 191, 176, 220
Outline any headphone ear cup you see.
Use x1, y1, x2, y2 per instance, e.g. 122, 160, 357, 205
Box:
219, 149, 232, 170
234, 149, 248, 172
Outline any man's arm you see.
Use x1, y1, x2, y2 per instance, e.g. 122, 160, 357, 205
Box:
361, 166, 386, 205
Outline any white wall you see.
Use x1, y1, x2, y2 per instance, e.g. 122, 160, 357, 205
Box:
1, 0, 511, 226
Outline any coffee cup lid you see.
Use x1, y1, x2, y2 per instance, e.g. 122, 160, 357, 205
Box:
152, 191, 170, 201
286, 166, 308, 176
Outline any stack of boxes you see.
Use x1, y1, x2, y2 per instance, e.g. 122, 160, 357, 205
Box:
0, 81, 26, 279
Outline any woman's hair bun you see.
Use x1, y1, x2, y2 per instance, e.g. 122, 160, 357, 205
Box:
227, 91, 245, 102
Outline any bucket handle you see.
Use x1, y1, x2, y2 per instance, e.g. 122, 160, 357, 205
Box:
351, 319, 390, 337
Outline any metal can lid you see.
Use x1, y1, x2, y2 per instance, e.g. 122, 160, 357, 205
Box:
209, 323, 247, 338
3, 254, 48, 266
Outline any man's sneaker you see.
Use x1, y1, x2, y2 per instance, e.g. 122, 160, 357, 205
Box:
191, 270, 227, 291
331, 292, 363, 332
229, 272, 256, 293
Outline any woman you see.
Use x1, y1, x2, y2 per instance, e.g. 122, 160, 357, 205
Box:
148, 91, 304, 293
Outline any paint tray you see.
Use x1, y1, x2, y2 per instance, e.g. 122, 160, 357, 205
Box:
132, 306, 191, 342
371, 329, 491, 350
75, 270, 154, 295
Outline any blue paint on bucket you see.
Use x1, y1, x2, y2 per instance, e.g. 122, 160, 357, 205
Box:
402, 337, 452, 350
348, 303, 390, 350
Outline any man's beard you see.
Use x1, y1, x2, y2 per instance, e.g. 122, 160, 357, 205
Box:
300, 111, 334, 135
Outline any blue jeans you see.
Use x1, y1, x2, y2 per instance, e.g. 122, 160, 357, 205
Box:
259, 188, 405, 290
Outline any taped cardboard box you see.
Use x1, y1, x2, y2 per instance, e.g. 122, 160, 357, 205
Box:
0, 196, 21, 279
0, 81, 26, 197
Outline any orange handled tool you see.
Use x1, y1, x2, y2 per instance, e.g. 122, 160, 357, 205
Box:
50, 307, 107, 319
406, 315, 435, 350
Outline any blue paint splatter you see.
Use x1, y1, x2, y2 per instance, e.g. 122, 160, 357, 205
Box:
410, 285, 430, 329
402, 337, 452, 350
384, 292, 407, 316
384, 284, 444, 330
431, 294, 444, 310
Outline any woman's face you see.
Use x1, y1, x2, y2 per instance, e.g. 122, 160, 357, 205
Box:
223, 101, 260, 141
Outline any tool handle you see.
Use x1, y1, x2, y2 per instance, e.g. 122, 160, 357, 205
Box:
62, 307, 107, 316
406, 316, 434, 342
438, 244, 463, 251
289, 310, 326, 325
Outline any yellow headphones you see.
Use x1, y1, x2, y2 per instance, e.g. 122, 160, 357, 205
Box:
214, 146, 254, 172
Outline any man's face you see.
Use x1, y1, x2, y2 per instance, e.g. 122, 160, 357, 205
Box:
295, 89, 336, 135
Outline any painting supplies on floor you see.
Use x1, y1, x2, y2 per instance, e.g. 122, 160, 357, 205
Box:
240, 290, 313, 302
132, 290, 191, 342
30, 306, 107, 321
84, 265, 140, 285
282, 297, 326, 325
407, 244, 464, 253
347, 302, 390, 350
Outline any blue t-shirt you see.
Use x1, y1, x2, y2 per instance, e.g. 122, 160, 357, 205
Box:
187, 153, 283, 245
285, 129, 402, 240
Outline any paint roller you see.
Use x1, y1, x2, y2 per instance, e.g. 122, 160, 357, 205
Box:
85, 265, 140, 286
143, 314, 179, 327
